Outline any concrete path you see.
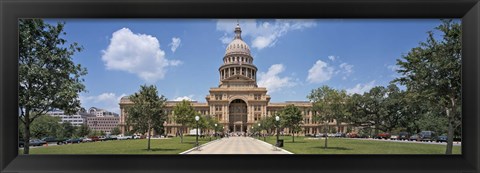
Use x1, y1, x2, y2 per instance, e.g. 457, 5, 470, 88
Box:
185, 137, 292, 154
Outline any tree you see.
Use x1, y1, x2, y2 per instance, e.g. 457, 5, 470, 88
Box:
111, 126, 121, 135
382, 84, 406, 133
279, 105, 303, 143
394, 20, 461, 154
173, 100, 196, 143
308, 86, 348, 149
30, 115, 61, 139
126, 85, 167, 151
258, 116, 276, 135
202, 115, 220, 140
76, 124, 90, 137
19, 19, 87, 154
57, 122, 75, 139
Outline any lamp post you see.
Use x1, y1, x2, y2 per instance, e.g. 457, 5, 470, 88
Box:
275, 115, 280, 146
214, 123, 218, 140
257, 123, 261, 140
195, 115, 200, 149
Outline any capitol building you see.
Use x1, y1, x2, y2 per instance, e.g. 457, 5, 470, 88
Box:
119, 24, 349, 136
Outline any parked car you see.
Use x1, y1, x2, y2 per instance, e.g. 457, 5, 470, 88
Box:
418, 131, 437, 142
347, 133, 358, 138
29, 139, 47, 146
409, 134, 419, 141
315, 133, 326, 138
19, 140, 25, 148
117, 135, 133, 140
133, 135, 141, 139
62, 138, 82, 144
375, 133, 391, 139
334, 133, 346, 138
41, 137, 66, 144
305, 134, 314, 137
397, 132, 410, 140
104, 135, 118, 141
436, 135, 448, 143
82, 137, 93, 142
90, 136, 101, 142
390, 135, 398, 140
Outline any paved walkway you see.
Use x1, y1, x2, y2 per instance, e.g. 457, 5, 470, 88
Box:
185, 137, 292, 154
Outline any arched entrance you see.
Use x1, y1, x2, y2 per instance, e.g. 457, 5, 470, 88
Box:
229, 99, 248, 133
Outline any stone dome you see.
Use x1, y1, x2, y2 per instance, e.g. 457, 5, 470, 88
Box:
225, 39, 251, 56
225, 23, 251, 56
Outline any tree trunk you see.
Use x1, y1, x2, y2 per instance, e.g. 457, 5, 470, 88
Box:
180, 126, 184, 143
324, 125, 328, 149
445, 99, 455, 154
23, 111, 31, 154
292, 131, 295, 143
147, 126, 151, 150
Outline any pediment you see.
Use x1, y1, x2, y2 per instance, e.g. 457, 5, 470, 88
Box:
223, 75, 254, 81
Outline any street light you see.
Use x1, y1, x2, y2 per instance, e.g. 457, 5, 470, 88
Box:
195, 115, 200, 149
257, 123, 261, 140
275, 115, 280, 147
214, 123, 218, 140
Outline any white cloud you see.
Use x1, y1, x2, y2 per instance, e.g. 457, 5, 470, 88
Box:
339, 63, 354, 80
387, 64, 401, 72
387, 64, 402, 78
101, 28, 182, 83
307, 60, 334, 83
216, 19, 316, 50
173, 95, 196, 101
169, 37, 181, 53
328, 55, 337, 61
80, 93, 127, 114
346, 80, 376, 95
258, 64, 297, 93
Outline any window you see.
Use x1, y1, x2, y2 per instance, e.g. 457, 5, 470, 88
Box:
254, 105, 261, 112
215, 105, 222, 111
254, 94, 261, 100
254, 114, 260, 121
215, 94, 222, 100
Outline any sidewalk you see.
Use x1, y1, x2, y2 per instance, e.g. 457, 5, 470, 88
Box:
184, 137, 292, 154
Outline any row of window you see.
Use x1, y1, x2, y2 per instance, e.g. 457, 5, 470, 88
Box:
224, 56, 252, 64
220, 67, 256, 79
62, 120, 83, 123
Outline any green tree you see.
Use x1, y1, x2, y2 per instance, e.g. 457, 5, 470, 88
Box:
382, 84, 406, 133
76, 123, 90, 137
258, 116, 276, 135
19, 19, 87, 154
30, 115, 61, 139
57, 122, 75, 139
126, 85, 167, 151
279, 105, 303, 143
346, 86, 388, 135
111, 126, 121, 135
308, 86, 348, 148
89, 130, 100, 137
173, 100, 196, 143
394, 20, 461, 154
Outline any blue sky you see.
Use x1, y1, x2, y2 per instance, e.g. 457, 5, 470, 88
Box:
45, 19, 451, 114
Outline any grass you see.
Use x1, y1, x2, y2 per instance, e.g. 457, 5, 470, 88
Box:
24, 136, 462, 154
24, 136, 215, 154
262, 136, 462, 154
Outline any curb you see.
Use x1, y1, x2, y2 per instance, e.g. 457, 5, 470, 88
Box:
179, 138, 222, 154
253, 137, 294, 154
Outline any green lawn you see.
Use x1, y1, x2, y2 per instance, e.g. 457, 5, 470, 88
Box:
262, 136, 461, 154
23, 136, 462, 154
24, 136, 215, 154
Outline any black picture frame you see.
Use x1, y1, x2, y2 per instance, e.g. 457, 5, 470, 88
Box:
1, 0, 479, 173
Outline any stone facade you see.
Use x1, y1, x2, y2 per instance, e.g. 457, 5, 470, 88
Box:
119, 23, 350, 136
